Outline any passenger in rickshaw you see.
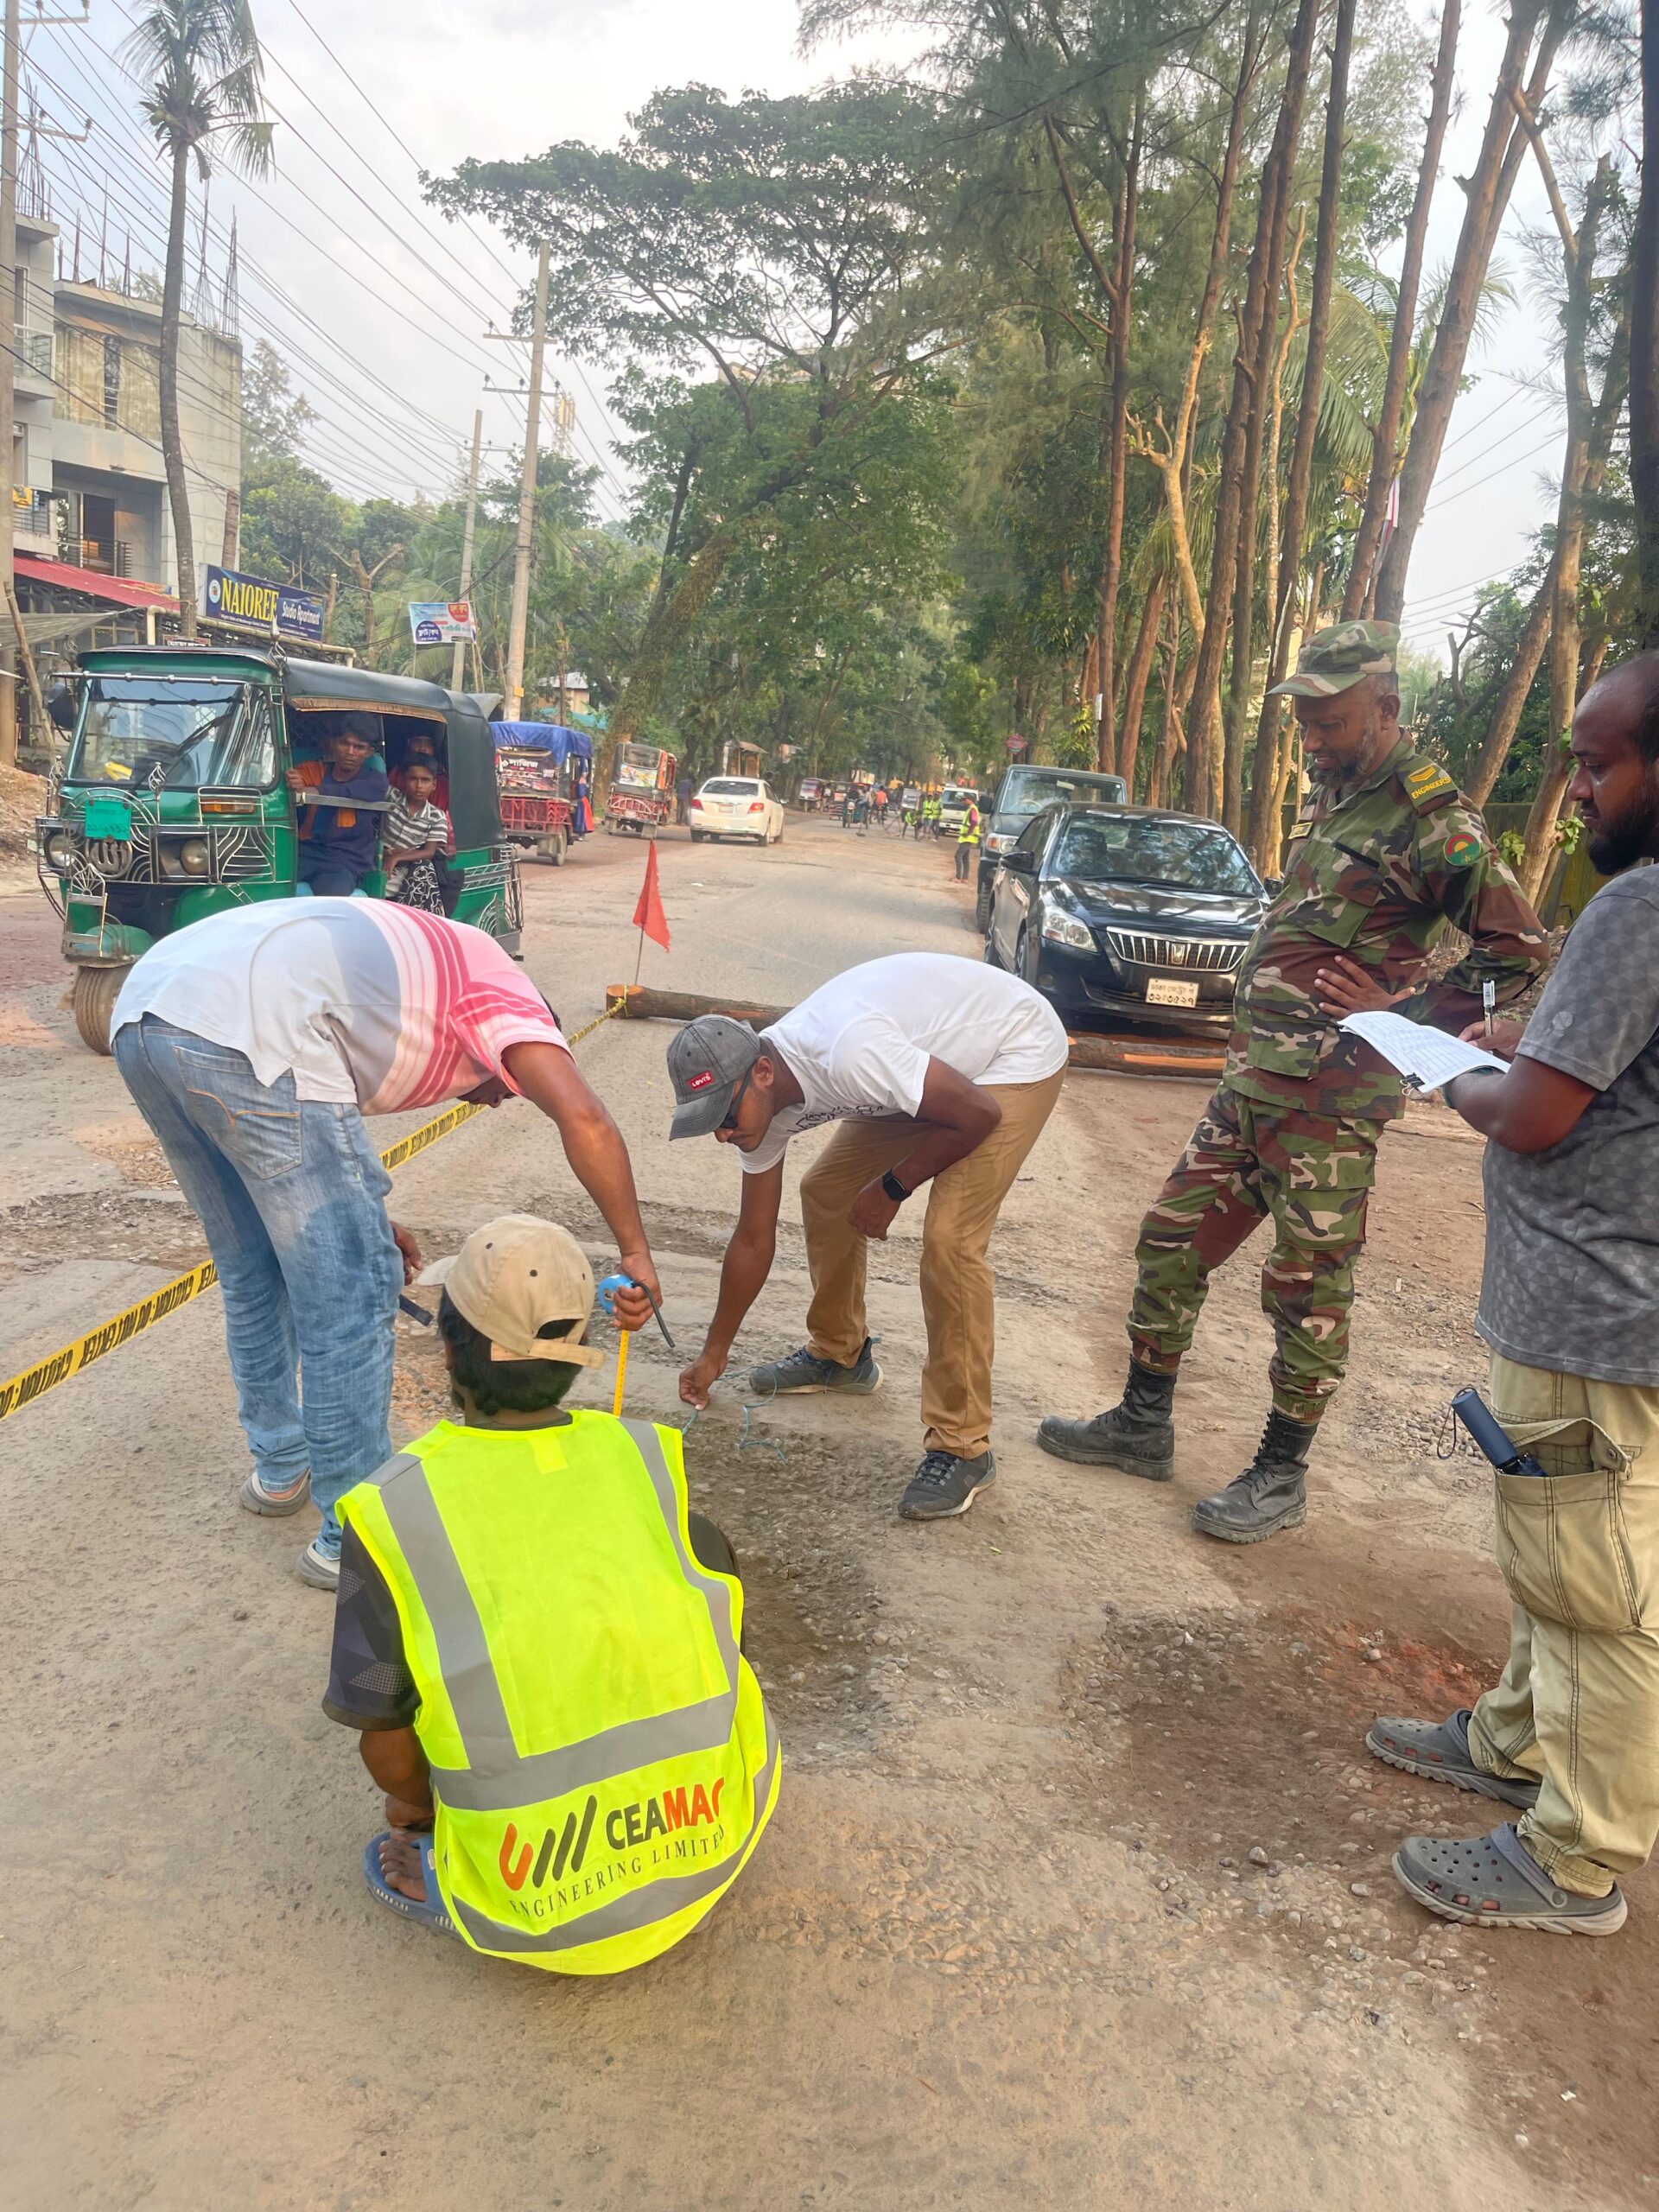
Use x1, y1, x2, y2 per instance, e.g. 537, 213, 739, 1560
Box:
383, 760, 452, 914
391, 726, 450, 810
288, 713, 388, 897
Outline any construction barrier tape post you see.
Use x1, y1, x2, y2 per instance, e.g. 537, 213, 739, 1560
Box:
0, 1001, 624, 1423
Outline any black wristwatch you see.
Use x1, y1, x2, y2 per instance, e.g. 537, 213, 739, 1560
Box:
880, 1170, 912, 1205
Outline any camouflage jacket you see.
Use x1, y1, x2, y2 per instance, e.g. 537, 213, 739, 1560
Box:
1225, 738, 1548, 1119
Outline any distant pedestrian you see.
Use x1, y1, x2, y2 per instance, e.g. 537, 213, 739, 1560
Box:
1371, 652, 1659, 1936
677, 773, 693, 825
954, 796, 981, 881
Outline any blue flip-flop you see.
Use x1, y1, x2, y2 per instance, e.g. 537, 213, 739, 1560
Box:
361, 1832, 456, 1936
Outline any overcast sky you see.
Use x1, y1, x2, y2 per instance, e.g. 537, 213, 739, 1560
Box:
27, 0, 1569, 664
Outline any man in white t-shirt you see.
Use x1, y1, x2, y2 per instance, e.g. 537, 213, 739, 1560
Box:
668, 953, 1068, 1519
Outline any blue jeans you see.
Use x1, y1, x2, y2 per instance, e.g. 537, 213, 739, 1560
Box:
113, 1016, 401, 1554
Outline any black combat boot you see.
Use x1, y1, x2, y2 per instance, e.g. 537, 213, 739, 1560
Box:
1036, 1363, 1177, 1482
1190, 1408, 1317, 1543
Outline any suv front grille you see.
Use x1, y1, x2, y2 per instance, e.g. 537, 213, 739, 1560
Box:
1104, 929, 1244, 973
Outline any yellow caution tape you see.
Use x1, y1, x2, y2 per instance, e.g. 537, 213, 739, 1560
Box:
0, 1001, 623, 1423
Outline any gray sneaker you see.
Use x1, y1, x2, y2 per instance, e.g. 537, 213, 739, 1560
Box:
749, 1338, 882, 1396
899, 1450, 996, 1521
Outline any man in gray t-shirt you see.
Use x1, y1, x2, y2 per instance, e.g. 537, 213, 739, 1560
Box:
1368, 652, 1659, 1937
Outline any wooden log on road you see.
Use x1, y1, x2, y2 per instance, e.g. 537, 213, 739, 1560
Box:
604, 984, 1224, 1079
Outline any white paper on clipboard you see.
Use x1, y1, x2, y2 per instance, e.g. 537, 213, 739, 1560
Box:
1338, 1009, 1510, 1092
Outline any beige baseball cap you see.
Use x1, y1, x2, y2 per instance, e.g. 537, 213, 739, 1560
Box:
417, 1214, 604, 1367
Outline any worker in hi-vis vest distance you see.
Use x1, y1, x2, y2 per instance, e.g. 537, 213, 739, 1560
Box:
324, 1214, 780, 1974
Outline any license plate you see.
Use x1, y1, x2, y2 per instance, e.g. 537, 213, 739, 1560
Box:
1146, 977, 1200, 1007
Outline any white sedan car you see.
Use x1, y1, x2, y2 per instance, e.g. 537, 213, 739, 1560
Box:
689, 776, 786, 845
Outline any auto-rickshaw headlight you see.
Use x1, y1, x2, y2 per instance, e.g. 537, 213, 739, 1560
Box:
44, 830, 73, 869
178, 837, 210, 875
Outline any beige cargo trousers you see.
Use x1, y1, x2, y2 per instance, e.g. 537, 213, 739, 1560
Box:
798, 1071, 1065, 1460
1466, 1353, 1659, 1897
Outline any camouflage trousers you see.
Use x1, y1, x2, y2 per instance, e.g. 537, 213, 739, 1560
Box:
1127, 1085, 1381, 1421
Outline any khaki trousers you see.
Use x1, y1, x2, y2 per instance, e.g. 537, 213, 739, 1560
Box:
799, 1071, 1065, 1459
1466, 1352, 1659, 1897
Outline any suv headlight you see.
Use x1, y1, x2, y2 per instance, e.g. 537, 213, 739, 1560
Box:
1039, 896, 1094, 952
985, 830, 1014, 854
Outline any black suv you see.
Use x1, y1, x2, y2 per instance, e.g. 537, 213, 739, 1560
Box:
975, 764, 1129, 929
984, 803, 1268, 1031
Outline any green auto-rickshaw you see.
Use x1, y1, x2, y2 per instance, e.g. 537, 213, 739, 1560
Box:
34, 644, 524, 1053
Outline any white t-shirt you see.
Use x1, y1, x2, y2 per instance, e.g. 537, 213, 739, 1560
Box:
742, 952, 1068, 1174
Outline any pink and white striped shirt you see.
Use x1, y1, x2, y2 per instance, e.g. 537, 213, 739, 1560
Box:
112, 899, 565, 1111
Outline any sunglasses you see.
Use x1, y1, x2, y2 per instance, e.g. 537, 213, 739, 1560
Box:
718, 1065, 756, 1133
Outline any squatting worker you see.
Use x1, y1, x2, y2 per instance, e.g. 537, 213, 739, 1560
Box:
329, 1215, 779, 1970
110, 901, 658, 1589
1039, 620, 1546, 1542
668, 952, 1068, 1520
1369, 653, 1659, 1936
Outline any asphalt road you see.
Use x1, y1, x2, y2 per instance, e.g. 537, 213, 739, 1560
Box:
1, 818, 1650, 2211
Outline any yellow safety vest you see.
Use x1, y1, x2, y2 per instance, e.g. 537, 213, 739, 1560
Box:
957, 807, 981, 845
338, 1411, 780, 1976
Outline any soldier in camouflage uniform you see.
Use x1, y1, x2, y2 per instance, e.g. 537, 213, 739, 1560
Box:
1039, 620, 1548, 1542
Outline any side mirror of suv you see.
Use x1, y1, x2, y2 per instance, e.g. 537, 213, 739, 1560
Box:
999, 848, 1035, 874
1262, 874, 1282, 894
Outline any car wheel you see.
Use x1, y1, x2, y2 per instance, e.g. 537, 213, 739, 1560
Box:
690, 830, 704, 842
975, 877, 993, 932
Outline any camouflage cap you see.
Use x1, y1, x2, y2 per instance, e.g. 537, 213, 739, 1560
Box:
1269, 620, 1400, 699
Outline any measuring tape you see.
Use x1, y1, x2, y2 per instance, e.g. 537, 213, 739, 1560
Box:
0, 1001, 622, 1423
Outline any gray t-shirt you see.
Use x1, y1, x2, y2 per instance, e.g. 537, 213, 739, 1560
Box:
1478, 868, 1659, 1384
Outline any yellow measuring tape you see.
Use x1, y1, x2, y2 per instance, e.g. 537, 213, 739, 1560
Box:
0, 1001, 621, 1423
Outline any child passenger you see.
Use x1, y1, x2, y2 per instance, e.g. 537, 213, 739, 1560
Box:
383, 760, 451, 912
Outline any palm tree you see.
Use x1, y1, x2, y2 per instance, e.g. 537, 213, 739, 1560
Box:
125, 0, 272, 636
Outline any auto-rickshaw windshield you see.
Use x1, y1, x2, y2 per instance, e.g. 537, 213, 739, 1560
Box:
65, 679, 273, 790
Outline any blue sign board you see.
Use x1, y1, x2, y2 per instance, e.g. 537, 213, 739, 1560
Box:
204, 564, 327, 643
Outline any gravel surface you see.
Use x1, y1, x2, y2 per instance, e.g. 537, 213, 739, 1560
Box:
1, 820, 1649, 2212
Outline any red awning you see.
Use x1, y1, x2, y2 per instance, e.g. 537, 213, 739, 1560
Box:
14, 553, 180, 613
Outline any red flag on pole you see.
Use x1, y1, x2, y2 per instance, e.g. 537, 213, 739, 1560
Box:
632, 840, 671, 952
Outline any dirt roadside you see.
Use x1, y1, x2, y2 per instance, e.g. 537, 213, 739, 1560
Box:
1, 821, 1654, 2210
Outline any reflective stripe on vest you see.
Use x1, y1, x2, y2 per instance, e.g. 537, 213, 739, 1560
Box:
369, 1420, 739, 1813
449, 1713, 781, 1958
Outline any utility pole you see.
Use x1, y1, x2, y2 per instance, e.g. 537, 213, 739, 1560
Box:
451, 405, 483, 693
504, 239, 549, 724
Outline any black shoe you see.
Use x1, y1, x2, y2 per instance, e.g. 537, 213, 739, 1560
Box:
1191, 1409, 1315, 1544
1037, 1362, 1176, 1481
899, 1449, 996, 1521
749, 1338, 882, 1396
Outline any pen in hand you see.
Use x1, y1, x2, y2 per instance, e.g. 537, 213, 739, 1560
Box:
1483, 980, 1496, 1041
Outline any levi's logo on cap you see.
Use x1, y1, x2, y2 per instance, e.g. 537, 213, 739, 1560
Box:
685, 1071, 715, 1091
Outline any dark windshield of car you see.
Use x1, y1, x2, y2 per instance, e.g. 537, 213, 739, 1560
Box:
1000, 768, 1126, 817
1050, 816, 1262, 896
65, 679, 271, 790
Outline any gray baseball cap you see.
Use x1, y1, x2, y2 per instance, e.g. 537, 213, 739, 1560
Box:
667, 1014, 764, 1140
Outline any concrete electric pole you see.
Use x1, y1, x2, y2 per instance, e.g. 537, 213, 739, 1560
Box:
503, 239, 550, 724
451, 405, 482, 694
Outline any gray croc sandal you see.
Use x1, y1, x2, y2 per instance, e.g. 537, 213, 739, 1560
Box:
1366, 1708, 1539, 1809
1393, 1822, 1627, 1935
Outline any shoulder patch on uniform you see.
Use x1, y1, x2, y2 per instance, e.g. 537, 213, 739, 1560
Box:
1402, 760, 1457, 814
1286, 819, 1313, 841
1443, 828, 1483, 869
